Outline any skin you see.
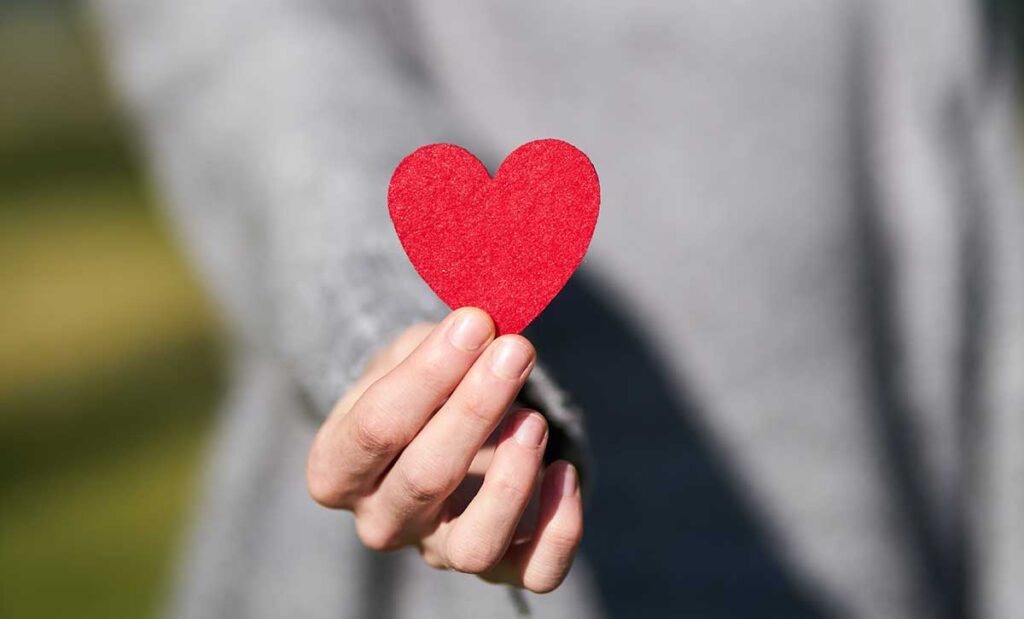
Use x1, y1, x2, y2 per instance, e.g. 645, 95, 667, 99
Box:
306, 307, 584, 593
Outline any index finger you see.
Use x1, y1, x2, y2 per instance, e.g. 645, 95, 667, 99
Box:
307, 308, 494, 508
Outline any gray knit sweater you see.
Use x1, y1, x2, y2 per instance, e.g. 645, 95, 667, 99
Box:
94, 1, 1023, 617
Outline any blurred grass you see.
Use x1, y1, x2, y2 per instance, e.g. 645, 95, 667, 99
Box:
0, 4, 223, 619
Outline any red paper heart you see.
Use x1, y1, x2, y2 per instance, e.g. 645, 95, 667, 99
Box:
388, 139, 600, 334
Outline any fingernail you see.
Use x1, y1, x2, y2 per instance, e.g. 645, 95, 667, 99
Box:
513, 412, 546, 448
449, 310, 491, 352
561, 464, 577, 497
490, 339, 533, 380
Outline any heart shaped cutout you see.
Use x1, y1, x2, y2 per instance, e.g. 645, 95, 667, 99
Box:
388, 139, 600, 334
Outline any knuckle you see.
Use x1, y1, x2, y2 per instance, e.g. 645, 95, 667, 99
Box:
306, 443, 349, 508
445, 538, 499, 574
306, 469, 348, 508
351, 406, 402, 457
355, 517, 403, 552
397, 460, 453, 505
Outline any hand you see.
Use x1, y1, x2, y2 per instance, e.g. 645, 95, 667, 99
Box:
306, 308, 583, 593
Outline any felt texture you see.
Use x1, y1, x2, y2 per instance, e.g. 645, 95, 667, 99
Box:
388, 139, 600, 334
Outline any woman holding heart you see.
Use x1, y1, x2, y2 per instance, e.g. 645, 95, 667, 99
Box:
95, 0, 1023, 618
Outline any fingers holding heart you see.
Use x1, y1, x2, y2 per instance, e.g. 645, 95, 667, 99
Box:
306, 308, 494, 510
306, 304, 583, 593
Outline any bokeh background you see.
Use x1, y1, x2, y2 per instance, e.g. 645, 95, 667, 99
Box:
1, 1, 1022, 618
1, 3, 222, 618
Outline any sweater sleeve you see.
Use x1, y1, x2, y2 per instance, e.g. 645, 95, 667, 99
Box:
90, 0, 592, 481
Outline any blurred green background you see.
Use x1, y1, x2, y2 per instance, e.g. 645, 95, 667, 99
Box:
1, 2, 1021, 619
1, 3, 222, 618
